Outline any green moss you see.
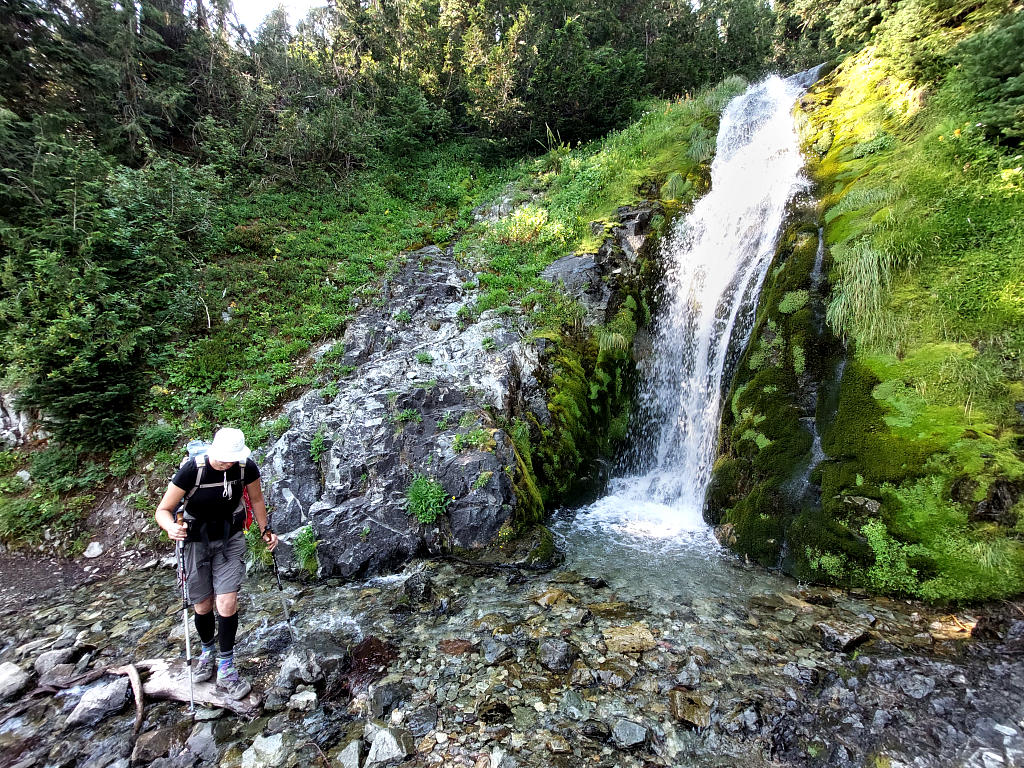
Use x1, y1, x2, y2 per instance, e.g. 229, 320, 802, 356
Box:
779, 290, 809, 315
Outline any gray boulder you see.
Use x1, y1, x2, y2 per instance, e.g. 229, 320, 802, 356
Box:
66, 677, 129, 727
34, 647, 77, 676
185, 722, 219, 764
241, 734, 288, 768
259, 247, 542, 580
337, 741, 362, 768
365, 727, 414, 767
0, 661, 31, 701
538, 638, 576, 672
611, 719, 648, 748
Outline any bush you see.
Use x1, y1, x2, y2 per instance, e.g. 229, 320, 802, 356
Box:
947, 11, 1024, 145
406, 474, 449, 524
292, 524, 319, 578
244, 522, 273, 572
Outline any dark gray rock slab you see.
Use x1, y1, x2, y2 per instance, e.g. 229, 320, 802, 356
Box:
611, 718, 648, 748
537, 638, 576, 672
66, 677, 129, 727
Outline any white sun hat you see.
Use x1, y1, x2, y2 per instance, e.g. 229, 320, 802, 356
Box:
207, 427, 252, 463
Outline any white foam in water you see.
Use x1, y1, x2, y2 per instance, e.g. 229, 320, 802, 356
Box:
567, 72, 816, 551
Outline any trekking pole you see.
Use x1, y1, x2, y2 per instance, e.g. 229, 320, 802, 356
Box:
270, 550, 298, 642
175, 512, 195, 712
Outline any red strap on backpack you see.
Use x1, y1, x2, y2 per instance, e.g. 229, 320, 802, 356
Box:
242, 487, 254, 530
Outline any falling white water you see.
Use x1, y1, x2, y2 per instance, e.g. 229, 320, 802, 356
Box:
563, 72, 817, 555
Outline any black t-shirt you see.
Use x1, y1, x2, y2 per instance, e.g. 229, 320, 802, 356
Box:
171, 457, 260, 539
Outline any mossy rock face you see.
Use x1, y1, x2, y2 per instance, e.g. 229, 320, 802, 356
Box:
708, 202, 847, 577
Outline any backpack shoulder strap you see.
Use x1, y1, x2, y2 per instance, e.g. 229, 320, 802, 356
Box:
181, 456, 206, 509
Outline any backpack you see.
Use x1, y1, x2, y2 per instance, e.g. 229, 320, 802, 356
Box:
178, 440, 254, 538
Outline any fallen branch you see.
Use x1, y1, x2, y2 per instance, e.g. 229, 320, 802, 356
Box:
109, 664, 144, 735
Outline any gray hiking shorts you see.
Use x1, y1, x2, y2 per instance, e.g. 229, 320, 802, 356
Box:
183, 532, 246, 604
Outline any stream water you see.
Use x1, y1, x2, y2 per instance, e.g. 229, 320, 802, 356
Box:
553, 71, 819, 604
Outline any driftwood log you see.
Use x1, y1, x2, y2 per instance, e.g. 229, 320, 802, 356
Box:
0, 658, 260, 728
135, 659, 261, 716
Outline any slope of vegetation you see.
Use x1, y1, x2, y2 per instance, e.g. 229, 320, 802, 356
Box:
712, 0, 1024, 602
808, 5, 1024, 601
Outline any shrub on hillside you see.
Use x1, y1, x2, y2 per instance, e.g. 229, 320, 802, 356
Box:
948, 11, 1024, 145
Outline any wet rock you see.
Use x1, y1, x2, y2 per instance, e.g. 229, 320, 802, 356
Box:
533, 588, 575, 608
370, 678, 411, 719
971, 480, 1019, 526
365, 727, 415, 766
674, 657, 702, 688
594, 658, 635, 689
275, 648, 321, 690
816, 622, 871, 652
39, 662, 77, 688
558, 690, 593, 721
402, 573, 433, 603
131, 724, 189, 764
241, 734, 288, 768
185, 722, 219, 763
537, 638, 576, 672
899, 674, 936, 700
405, 704, 438, 737
481, 638, 512, 665
581, 720, 611, 741
842, 496, 882, 516
262, 686, 289, 713
337, 741, 362, 768
714, 523, 737, 547
288, 689, 318, 711
1002, 621, 1024, 654
438, 638, 476, 655
34, 647, 77, 676
546, 733, 571, 753
66, 677, 129, 727
669, 689, 713, 729
611, 719, 648, 748
587, 602, 631, 619
0, 661, 31, 700
478, 700, 513, 724
603, 623, 656, 654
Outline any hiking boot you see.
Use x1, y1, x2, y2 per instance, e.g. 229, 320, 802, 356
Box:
193, 646, 216, 683
216, 658, 252, 699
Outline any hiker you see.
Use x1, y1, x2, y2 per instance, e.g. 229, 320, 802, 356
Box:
154, 427, 278, 699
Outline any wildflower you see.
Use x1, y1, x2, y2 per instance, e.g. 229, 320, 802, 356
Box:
953, 129, 961, 137
938, 135, 944, 141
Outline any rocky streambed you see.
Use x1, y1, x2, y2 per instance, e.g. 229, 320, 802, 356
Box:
0, 545, 1022, 768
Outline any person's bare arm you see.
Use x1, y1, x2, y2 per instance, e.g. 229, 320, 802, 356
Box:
246, 478, 279, 552
154, 483, 188, 541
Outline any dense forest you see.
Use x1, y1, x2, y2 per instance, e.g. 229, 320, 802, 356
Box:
2, 0, 1023, 601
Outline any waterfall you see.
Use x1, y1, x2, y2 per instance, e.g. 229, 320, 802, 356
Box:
574, 72, 818, 550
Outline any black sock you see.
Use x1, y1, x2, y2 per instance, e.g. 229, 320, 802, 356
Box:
194, 611, 215, 645
217, 612, 239, 655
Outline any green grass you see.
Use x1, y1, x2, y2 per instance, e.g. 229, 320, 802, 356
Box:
452, 428, 494, 453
